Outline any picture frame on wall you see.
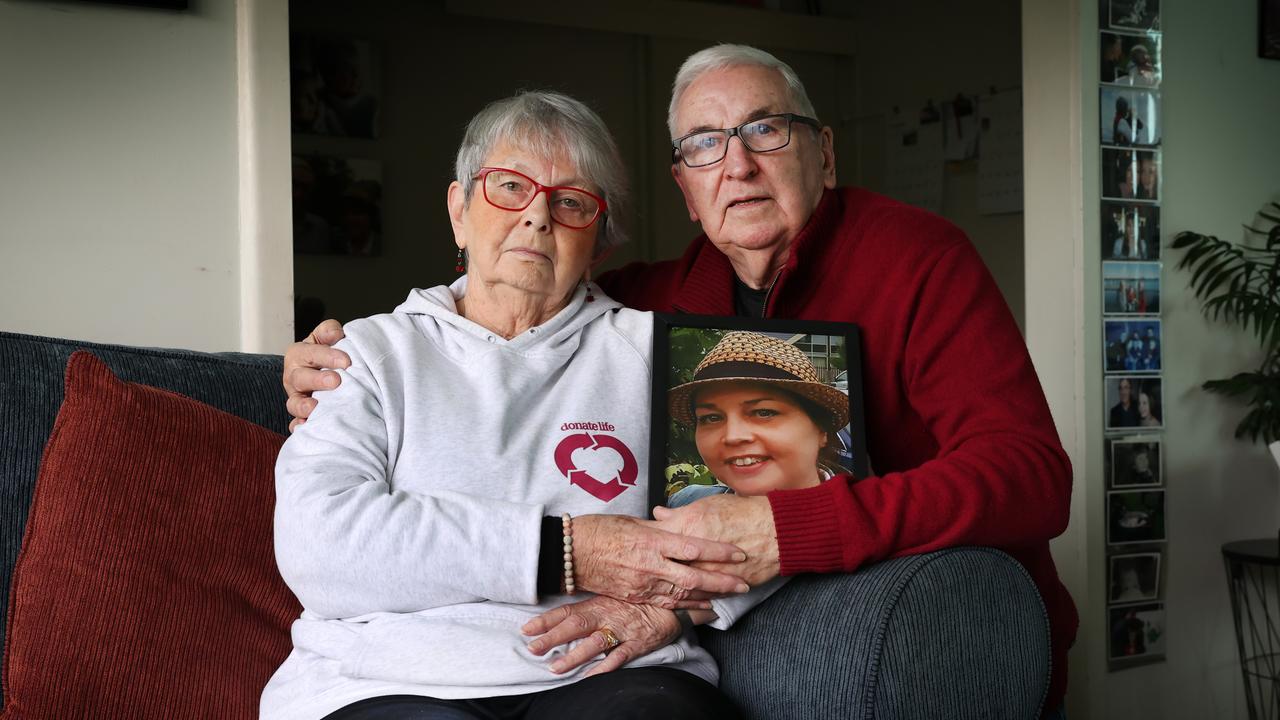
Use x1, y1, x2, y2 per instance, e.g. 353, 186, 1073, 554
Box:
1262, 0, 1280, 60
1102, 261, 1161, 315
1108, 0, 1160, 31
292, 155, 383, 256
1101, 148, 1160, 202
1104, 318, 1161, 374
1105, 375, 1163, 431
650, 314, 868, 511
1101, 30, 1162, 86
1109, 552, 1161, 603
1107, 435, 1162, 488
1108, 602, 1166, 662
290, 35, 381, 139
1107, 489, 1167, 545
1103, 202, 1160, 261
1100, 88, 1162, 147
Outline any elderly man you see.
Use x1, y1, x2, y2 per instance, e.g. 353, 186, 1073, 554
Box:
285, 44, 1076, 715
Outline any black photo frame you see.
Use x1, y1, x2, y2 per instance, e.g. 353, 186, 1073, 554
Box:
1263, 0, 1280, 60
649, 314, 868, 512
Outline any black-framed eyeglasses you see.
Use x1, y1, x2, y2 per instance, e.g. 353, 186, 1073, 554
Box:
473, 167, 607, 230
671, 113, 821, 168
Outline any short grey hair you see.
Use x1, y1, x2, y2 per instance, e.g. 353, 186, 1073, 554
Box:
667, 44, 818, 138
455, 90, 629, 254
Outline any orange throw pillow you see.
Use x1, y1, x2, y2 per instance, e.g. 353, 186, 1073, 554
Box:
2, 352, 299, 719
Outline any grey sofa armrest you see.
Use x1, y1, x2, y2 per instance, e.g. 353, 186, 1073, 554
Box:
697, 547, 1050, 720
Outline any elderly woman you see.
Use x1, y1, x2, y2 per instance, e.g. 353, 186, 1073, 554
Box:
263, 91, 742, 720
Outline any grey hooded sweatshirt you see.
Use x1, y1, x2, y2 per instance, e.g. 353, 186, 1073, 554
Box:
261, 279, 716, 719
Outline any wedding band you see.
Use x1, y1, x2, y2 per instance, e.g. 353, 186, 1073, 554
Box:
599, 627, 621, 649
667, 581, 679, 596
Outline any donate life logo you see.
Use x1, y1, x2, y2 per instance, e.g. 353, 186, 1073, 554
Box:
553, 427, 638, 502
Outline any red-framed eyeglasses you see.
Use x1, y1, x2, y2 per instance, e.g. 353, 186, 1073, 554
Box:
474, 167, 607, 230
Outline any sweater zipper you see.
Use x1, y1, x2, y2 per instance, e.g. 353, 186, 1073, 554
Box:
760, 268, 784, 318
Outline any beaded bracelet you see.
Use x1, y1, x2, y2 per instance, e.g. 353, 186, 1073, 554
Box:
562, 512, 576, 595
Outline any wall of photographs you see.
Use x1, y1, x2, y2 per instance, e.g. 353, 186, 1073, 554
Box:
1099, 0, 1165, 670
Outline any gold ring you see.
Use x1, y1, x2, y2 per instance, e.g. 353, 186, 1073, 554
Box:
599, 627, 621, 649
667, 582, 680, 596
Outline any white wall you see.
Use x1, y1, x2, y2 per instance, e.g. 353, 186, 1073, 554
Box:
0, 0, 279, 352
1028, 0, 1280, 716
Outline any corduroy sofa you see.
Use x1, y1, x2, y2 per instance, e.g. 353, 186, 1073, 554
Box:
0, 330, 1051, 719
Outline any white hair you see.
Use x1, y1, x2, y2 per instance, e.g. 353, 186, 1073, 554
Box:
667, 44, 818, 138
455, 91, 629, 254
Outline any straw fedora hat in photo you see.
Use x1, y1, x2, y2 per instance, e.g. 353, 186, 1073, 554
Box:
668, 331, 850, 430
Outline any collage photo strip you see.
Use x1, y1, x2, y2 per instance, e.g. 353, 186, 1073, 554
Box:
1100, 0, 1165, 669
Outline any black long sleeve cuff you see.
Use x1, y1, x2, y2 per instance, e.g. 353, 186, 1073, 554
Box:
536, 515, 563, 596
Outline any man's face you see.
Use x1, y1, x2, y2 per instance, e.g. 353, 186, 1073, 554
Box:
670, 64, 836, 273
1119, 379, 1132, 404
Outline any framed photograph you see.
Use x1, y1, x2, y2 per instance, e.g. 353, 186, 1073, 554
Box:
1103, 202, 1160, 261
1103, 261, 1161, 315
1101, 31, 1162, 86
1100, 88, 1161, 147
649, 314, 868, 510
1109, 602, 1166, 662
1109, 0, 1160, 31
1262, 0, 1280, 59
1107, 436, 1163, 488
292, 155, 383, 256
1104, 319, 1161, 373
1101, 148, 1160, 202
290, 35, 381, 138
1110, 552, 1161, 604
1105, 375, 1163, 431
1107, 489, 1167, 545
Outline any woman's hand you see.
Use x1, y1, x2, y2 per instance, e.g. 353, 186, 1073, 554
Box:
572, 514, 749, 610
522, 596, 680, 677
283, 319, 350, 432
652, 494, 781, 587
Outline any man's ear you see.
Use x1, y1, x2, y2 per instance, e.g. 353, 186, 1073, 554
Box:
446, 181, 466, 249
670, 164, 700, 223
819, 126, 837, 189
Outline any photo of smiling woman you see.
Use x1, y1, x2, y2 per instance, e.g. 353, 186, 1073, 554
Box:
664, 331, 853, 507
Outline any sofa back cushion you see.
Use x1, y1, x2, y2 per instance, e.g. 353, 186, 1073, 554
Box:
1, 352, 298, 719
0, 330, 290, 710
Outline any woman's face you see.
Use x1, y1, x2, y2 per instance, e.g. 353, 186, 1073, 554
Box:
692, 381, 827, 496
447, 141, 599, 306
1138, 392, 1152, 418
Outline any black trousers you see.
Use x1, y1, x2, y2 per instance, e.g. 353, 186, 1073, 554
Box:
320, 667, 741, 720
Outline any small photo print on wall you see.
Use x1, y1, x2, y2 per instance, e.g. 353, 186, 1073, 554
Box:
292, 155, 383, 256
1108, 0, 1160, 31
1107, 436, 1162, 488
1101, 31, 1161, 86
1110, 552, 1161, 603
1109, 603, 1166, 662
1102, 148, 1160, 202
1103, 261, 1161, 315
1105, 375, 1163, 431
1100, 88, 1161, 147
1104, 318, 1161, 373
1103, 202, 1160, 261
291, 35, 381, 138
1108, 489, 1166, 545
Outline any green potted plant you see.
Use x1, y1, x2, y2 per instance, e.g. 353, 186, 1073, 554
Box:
1171, 201, 1280, 445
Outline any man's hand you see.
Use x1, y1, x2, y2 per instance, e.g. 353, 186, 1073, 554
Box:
652, 494, 780, 587
571, 514, 750, 610
522, 596, 680, 677
284, 319, 351, 432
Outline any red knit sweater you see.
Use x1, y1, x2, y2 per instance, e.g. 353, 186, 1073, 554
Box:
599, 187, 1077, 712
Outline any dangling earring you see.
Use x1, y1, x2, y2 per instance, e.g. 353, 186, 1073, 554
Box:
583, 271, 595, 302
455, 248, 465, 274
